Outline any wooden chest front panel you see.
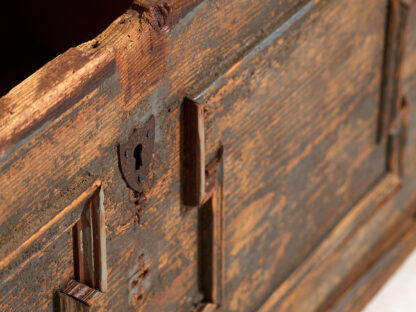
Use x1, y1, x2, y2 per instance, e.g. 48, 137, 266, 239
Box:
1, 0, 416, 311
200, 0, 389, 310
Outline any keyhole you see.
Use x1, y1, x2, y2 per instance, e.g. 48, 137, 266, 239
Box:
134, 144, 143, 170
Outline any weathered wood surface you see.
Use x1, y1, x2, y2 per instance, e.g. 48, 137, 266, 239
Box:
198, 150, 224, 305
1, 0, 416, 311
0, 0, 309, 311
198, 0, 390, 310
59, 279, 103, 311
328, 224, 416, 312
259, 1, 416, 309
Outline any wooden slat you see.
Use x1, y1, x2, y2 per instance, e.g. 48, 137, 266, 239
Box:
0, 50, 115, 156
198, 150, 224, 304
183, 98, 205, 207
90, 187, 107, 292
79, 200, 95, 288
74, 186, 107, 292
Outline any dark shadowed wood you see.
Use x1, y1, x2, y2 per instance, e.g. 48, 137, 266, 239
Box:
198, 149, 224, 305
184, 98, 205, 207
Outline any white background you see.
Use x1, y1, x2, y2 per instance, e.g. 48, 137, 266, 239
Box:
363, 249, 416, 312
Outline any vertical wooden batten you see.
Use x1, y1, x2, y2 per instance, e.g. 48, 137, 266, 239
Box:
184, 98, 224, 310
198, 148, 224, 306
72, 185, 107, 292
183, 97, 206, 207
59, 183, 107, 311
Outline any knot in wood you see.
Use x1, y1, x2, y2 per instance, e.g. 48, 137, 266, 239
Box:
133, 1, 172, 31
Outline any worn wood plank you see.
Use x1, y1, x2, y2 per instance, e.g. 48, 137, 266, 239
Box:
0, 179, 101, 272
0, 0, 306, 157
0, 0, 312, 310
3, 0, 416, 311
197, 0, 389, 310
90, 187, 107, 292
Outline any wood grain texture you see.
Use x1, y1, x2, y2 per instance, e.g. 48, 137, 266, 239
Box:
61, 280, 102, 307
183, 98, 205, 207
198, 0, 389, 310
2, 0, 416, 311
258, 173, 402, 312
328, 225, 416, 312
378, 0, 413, 142
321, 213, 416, 312
259, 2, 416, 309
198, 151, 224, 305
0, 0, 312, 311
58, 280, 103, 311
74, 186, 107, 292
193, 302, 218, 312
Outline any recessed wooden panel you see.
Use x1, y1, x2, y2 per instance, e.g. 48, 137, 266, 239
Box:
198, 0, 389, 310
258, 174, 403, 312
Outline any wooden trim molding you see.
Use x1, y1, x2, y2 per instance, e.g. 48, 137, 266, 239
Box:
183, 98, 206, 207
198, 148, 224, 306
379, 0, 415, 142
257, 174, 406, 312
73, 185, 107, 292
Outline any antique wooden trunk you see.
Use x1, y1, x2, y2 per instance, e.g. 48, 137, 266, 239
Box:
1, 0, 416, 311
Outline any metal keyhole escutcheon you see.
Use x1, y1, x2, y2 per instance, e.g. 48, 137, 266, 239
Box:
118, 116, 155, 192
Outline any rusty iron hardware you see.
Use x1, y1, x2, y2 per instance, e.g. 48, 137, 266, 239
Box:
132, 0, 172, 32
387, 96, 409, 177
119, 115, 155, 192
